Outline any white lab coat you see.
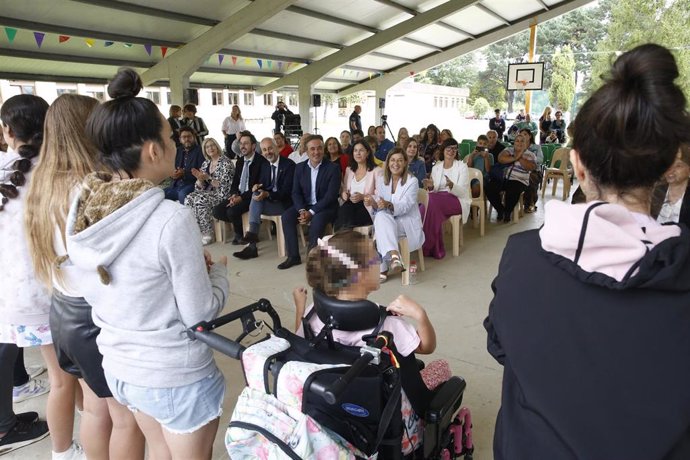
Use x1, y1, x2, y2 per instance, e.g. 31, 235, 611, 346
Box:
373, 173, 424, 252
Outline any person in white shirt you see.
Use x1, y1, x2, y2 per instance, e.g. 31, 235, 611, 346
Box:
221, 105, 245, 159
288, 132, 310, 164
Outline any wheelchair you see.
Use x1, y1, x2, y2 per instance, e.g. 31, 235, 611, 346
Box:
188, 292, 474, 459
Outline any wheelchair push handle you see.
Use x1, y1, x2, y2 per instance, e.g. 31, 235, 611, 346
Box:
311, 333, 392, 405
188, 326, 245, 359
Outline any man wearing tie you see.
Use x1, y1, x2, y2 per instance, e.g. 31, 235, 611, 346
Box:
212, 131, 267, 244
233, 137, 295, 260
278, 135, 340, 269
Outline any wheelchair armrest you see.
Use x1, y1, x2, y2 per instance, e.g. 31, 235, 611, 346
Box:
425, 376, 466, 425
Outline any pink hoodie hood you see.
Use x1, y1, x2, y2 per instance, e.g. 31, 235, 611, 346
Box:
540, 200, 681, 282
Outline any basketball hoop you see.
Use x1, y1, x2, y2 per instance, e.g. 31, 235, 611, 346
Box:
516, 80, 528, 89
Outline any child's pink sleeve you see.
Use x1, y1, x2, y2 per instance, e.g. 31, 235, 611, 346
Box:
381, 317, 421, 357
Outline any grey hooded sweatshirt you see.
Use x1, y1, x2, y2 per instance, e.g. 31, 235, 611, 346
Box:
65, 172, 229, 388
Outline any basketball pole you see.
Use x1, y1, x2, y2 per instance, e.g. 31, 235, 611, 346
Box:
525, 21, 538, 114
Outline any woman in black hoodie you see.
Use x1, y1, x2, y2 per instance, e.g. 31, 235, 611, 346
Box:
485, 44, 690, 460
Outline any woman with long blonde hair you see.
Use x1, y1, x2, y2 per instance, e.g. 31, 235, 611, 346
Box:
538, 106, 552, 144
25, 94, 145, 459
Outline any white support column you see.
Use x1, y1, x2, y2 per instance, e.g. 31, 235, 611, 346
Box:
169, 73, 189, 106
298, 80, 315, 134
375, 86, 387, 126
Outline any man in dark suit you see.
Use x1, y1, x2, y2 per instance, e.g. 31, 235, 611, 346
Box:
278, 135, 340, 269
233, 137, 295, 259
212, 131, 267, 244
164, 126, 204, 204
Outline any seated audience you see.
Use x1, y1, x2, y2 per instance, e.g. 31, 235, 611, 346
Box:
351, 129, 364, 145
367, 125, 376, 138
325, 136, 350, 177
164, 126, 204, 204
465, 134, 494, 197
181, 103, 208, 145
185, 138, 235, 245
212, 131, 267, 244
167, 104, 182, 147
374, 126, 395, 163
485, 44, 690, 460
274, 131, 293, 158
538, 106, 552, 144
486, 129, 506, 163
652, 144, 690, 227
233, 137, 295, 260
485, 133, 537, 223
519, 128, 543, 214
421, 138, 471, 259
439, 129, 453, 143
365, 148, 424, 282
550, 111, 567, 143
516, 113, 538, 140
334, 140, 377, 231
544, 130, 559, 144
279, 135, 340, 270
397, 127, 410, 147
340, 130, 352, 155
405, 138, 426, 188
419, 124, 440, 173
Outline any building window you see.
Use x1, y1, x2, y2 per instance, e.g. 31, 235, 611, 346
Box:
243, 92, 254, 106
86, 91, 105, 102
11, 84, 35, 95
288, 93, 297, 106
433, 96, 438, 108
212, 91, 224, 106
56, 88, 77, 96
228, 92, 239, 105
144, 91, 161, 105
263, 94, 273, 106
338, 97, 348, 109
166, 91, 172, 104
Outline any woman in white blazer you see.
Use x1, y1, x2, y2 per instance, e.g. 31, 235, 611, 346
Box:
365, 148, 424, 281
421, 138, 471, 259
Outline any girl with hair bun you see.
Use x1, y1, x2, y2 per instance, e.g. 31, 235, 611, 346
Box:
486, 44, 690, 459
64, 68, 229, 460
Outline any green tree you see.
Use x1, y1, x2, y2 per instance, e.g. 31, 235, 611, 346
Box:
472, 97, 491, 119
549, 46, 576, 112
415, 53, 479, 89
587, 0, 690, 97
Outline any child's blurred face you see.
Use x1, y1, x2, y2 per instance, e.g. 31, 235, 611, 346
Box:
361, 242, 381, 292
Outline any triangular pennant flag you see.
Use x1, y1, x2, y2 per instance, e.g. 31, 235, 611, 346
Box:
85, 38, 95, 48
33, 32, 45, 48
104, 41, 114, 47
244, 57, 251, 65
218, 54, 224, 65
4, 27, 17, 43
123, 43, 133, 48
144, 44, 152, 56
161, 46, 168, 57
231, 56, 237, 65
286, 62, 292, 69
257, 59, 263, 69
58, 35, 70, 43
409, 71, 415, 77
342, 69, 346, 76
368, 73, 373, 80
356, 72, 360, 78
277, 61, 283, 70
267, 60, 272, 69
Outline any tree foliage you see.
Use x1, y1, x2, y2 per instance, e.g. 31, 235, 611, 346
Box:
549, 46, 576, 112
472, 97, 491, 119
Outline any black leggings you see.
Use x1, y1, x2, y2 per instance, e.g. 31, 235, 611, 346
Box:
0, 343, 19, 432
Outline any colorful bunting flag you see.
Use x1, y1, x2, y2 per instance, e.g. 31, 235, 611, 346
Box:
218, 54, 224, 65
104, 41, 114, 47
409, 71, 415, 76
85, 38, 95, 48
356, 72, 360, 78
267, 60, 272, 69
257, 59, 263, 69
144, 44, 152, 56
161, 46, 168, 57
33, 32, 45, 48
123, 43, 132, 48
277, 61, 283, 70
58, 35, 70, 43
4, 27, 17, 43
231, 56, 237, 65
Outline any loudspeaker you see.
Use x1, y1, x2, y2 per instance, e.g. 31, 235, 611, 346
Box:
312, 94, 321, 107
184, 89, 199, 105
378, 97, 386, 109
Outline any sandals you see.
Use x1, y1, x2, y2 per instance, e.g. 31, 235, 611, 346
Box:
387, 256, 406, 276
380, 273, 388, 282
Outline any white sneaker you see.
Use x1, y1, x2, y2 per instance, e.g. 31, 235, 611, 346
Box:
12, 378, 50, 404
52, 441, 85, 460
25, 365, 46, 380
202, 234, 214, 245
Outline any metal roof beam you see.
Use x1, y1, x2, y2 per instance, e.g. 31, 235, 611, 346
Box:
140, 0, 296, 85
475, 4, 511, 26
250, 29, 343, 49
339, 0, 592, 96
70, 0, 217, 26
373, 0, 475, 39
0, 48, 151, 68
258, 0, 475, 93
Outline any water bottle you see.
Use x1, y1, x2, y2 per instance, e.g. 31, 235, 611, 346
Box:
409, 261, 418, 285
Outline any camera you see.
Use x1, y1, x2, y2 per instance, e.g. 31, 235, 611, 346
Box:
380, 114, 388, 121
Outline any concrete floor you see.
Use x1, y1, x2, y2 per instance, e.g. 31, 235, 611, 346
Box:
11, 186, 569, 460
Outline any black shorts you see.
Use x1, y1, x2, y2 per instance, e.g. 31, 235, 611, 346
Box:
50, 291, 112, 398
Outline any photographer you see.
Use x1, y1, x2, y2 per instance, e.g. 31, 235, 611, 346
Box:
271, 101, 293, 134
465, 134, 494, 197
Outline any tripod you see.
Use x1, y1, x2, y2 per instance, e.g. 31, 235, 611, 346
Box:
381, 114, 396, 143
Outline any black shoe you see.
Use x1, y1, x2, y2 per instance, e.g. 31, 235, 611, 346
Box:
230, 237, 243, 245
270, 222, 277, 236
0, 418, 49, 455
496, 211, 504, 222
240, 231, 258, 245
15, 412, 39, 424
233, 244, 258, 260
503, 214, 512, 223
277, 256, 302, 270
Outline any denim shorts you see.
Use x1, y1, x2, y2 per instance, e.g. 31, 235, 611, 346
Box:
105, 368, 225, 434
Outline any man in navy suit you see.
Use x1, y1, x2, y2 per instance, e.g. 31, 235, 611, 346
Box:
233, 137, 295, 259
212, 131, 267, 244
164, 126, 205, 204
278, 135, 340, 269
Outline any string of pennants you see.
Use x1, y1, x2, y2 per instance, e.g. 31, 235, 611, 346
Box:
3, 26, 424, 81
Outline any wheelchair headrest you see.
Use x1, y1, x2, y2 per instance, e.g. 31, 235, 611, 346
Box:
313, 290, 383, 332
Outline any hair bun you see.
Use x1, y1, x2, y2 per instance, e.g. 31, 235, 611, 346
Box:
610, 44, 679, 88
108, 68, 143, 99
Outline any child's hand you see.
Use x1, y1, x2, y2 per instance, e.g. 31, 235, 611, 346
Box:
293, 286, 307, 307
386, 295, 426, 322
